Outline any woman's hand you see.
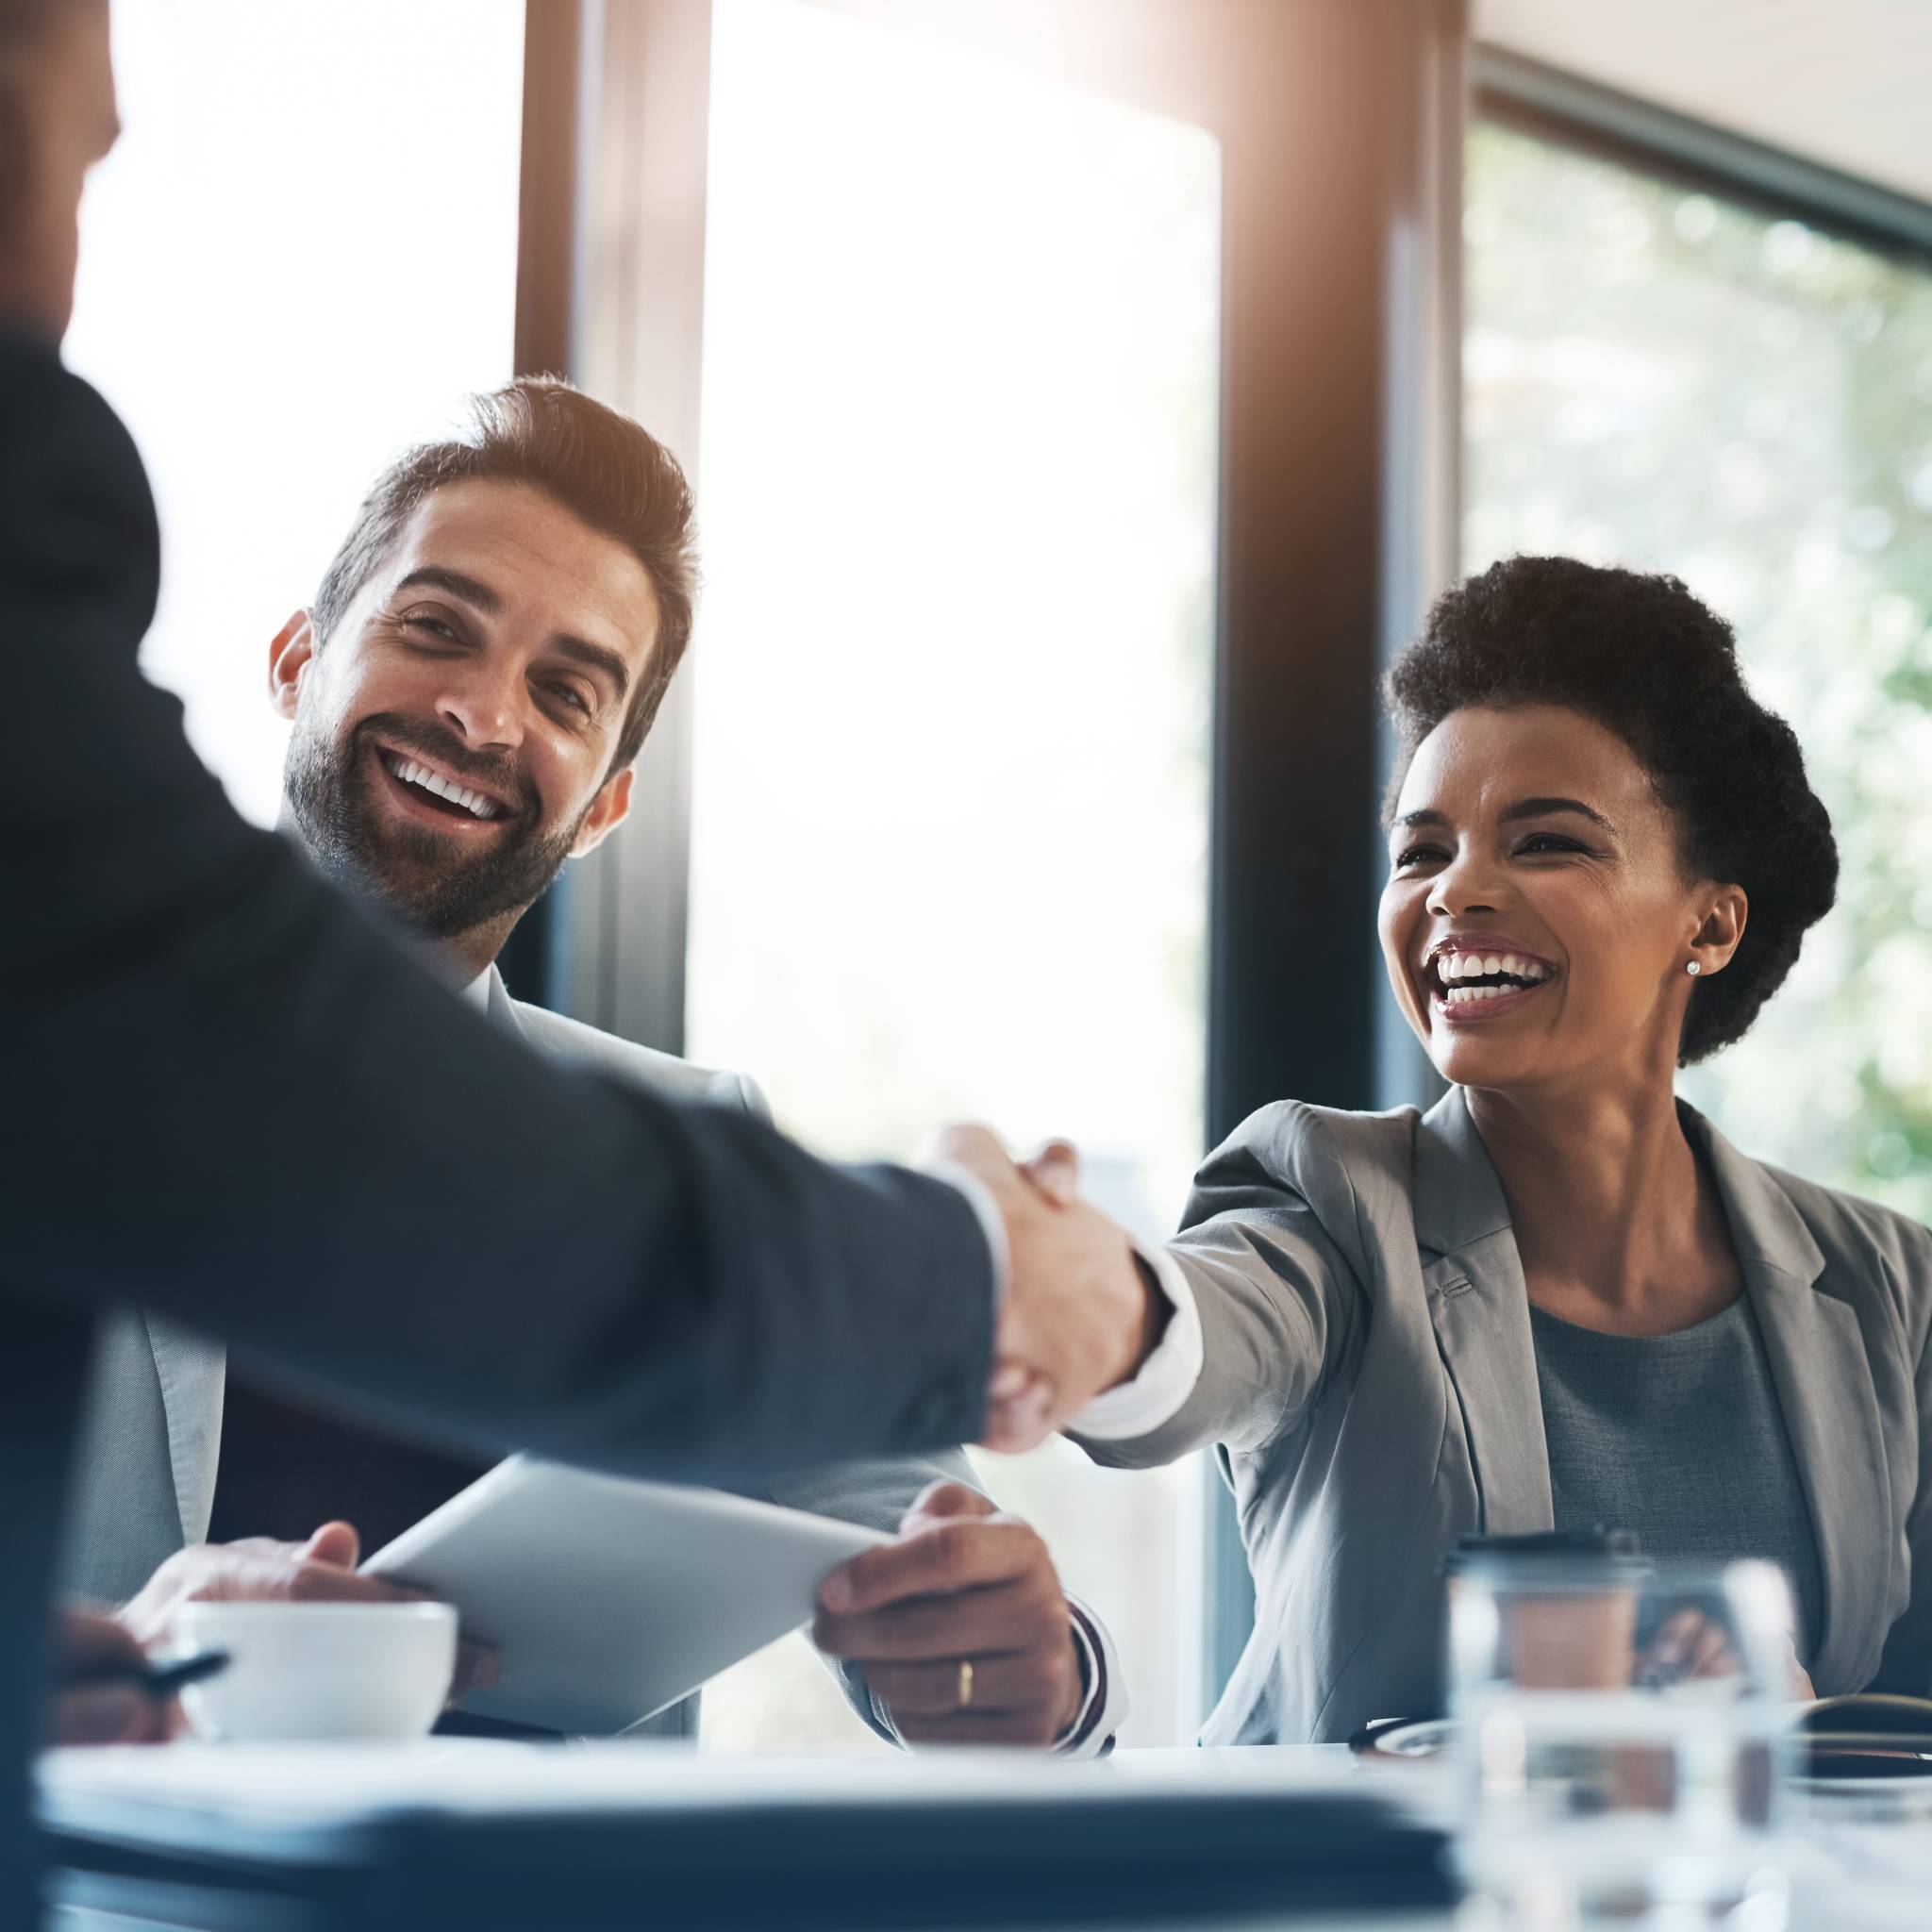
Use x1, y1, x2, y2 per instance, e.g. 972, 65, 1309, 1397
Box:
122, 1521, 498, 1711
1640, 1607, 1814, 1701
48, 1607, 171, 1746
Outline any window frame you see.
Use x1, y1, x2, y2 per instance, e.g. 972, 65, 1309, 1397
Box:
527, 0, 1470, 1720
1475, 45, 1932, 273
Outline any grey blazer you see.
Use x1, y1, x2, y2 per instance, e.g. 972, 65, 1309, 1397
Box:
1078, 1086, 1932, 1744
63, 968, 973, 1742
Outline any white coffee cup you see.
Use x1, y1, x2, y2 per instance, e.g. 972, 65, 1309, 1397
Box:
168, 1600, 459, 1742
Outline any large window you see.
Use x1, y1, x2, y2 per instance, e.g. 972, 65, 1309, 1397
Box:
64, 0, 525, 826
1466, 117, 1932, 1221
59, 0, 1436, 1761
688, 0, 1220, 1751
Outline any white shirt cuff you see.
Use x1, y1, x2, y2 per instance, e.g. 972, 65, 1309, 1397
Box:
1067, 1241, 1202, 1441
929, 1162, 1008, 1308
1054, 1596, 1128, 1757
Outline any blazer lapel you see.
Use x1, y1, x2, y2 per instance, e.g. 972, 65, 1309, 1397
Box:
1690, 1109, 1893, 1690
139, 1310, 225, 1545
1415, 1090, 1553, 1536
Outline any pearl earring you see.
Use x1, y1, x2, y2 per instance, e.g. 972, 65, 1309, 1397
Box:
1686, 960, 1702, 976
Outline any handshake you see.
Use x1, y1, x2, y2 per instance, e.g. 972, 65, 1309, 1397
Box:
924, 1125, 1165, 1454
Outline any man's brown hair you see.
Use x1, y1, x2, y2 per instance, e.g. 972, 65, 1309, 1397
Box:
312, 376, 699, 775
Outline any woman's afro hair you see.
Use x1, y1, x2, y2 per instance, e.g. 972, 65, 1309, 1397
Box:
1384, 555, 1838, 1065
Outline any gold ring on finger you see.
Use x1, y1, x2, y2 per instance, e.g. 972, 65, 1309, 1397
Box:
957, 1658, 975, 1711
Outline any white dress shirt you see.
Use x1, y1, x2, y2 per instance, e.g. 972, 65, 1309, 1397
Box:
1072, 1243, 1205, 1441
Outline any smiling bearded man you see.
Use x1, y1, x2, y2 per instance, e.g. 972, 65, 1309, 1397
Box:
273, 388, 678, 974
66, 377, 1128, 1758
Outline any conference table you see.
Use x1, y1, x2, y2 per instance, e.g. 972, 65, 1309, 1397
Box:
35, 1741, 1932, 1930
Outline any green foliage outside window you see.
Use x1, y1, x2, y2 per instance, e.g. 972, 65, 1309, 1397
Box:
1465, 120, 1932, 1221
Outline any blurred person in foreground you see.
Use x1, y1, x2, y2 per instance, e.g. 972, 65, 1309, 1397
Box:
66, 378, 1127, 1757
0, 0, 1153, 1894
1069, 556, 1932, 1738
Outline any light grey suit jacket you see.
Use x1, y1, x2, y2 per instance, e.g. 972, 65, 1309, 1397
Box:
1078, 1086, 1932, 1744
63, 967, 973, 1742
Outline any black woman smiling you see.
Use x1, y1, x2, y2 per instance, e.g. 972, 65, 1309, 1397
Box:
1072, 555, 1929, 1742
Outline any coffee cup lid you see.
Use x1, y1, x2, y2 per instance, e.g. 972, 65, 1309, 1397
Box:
1441, 1527, 1651, 1583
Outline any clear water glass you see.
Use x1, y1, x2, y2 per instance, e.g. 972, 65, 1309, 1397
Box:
1449, 1556, 1797, 1929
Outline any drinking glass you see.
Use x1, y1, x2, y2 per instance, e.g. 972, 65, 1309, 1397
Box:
1448, 1553, 1796, 1928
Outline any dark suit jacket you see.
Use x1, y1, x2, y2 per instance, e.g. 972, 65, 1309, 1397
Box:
0, 328, 994, 1910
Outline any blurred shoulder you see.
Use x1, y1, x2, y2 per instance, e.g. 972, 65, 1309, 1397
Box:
0, 328, 145, 485
1209, 1097, 1418, 1179
1697, 1098, 1932, 1369
1190, 1099, 1419, 1220
1758, 1155, 1932, 1316
507, 997, 769, 1117
0, 328, 158, 628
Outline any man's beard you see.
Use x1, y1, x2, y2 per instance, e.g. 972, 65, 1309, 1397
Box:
284, 711, 585, 942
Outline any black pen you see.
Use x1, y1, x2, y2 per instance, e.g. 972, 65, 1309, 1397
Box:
66, 1648, 231, 1699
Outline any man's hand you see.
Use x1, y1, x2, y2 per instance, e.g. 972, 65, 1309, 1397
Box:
814, 1481, 1085, 1748
47, 1607, 172, 1746
121, 1522, 497, 1707
925, 1125, 1154, 1452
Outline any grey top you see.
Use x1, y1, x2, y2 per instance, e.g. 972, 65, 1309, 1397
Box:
1530, 1295, 1826, 1666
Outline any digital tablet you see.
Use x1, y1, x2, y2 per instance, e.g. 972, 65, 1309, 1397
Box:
362, 1457, 887, 1737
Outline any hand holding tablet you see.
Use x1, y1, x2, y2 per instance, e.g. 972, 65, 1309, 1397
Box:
362, 1458, 886, 1736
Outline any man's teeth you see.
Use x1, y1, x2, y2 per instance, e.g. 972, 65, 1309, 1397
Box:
388, 755, 501, 821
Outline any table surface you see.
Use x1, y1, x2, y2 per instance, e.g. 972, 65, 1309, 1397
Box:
36, 1741, 1932, 1932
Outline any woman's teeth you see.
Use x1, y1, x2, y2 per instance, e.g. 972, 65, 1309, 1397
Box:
1431, 952, 1551, 1004
1439, 952, 1547, 982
